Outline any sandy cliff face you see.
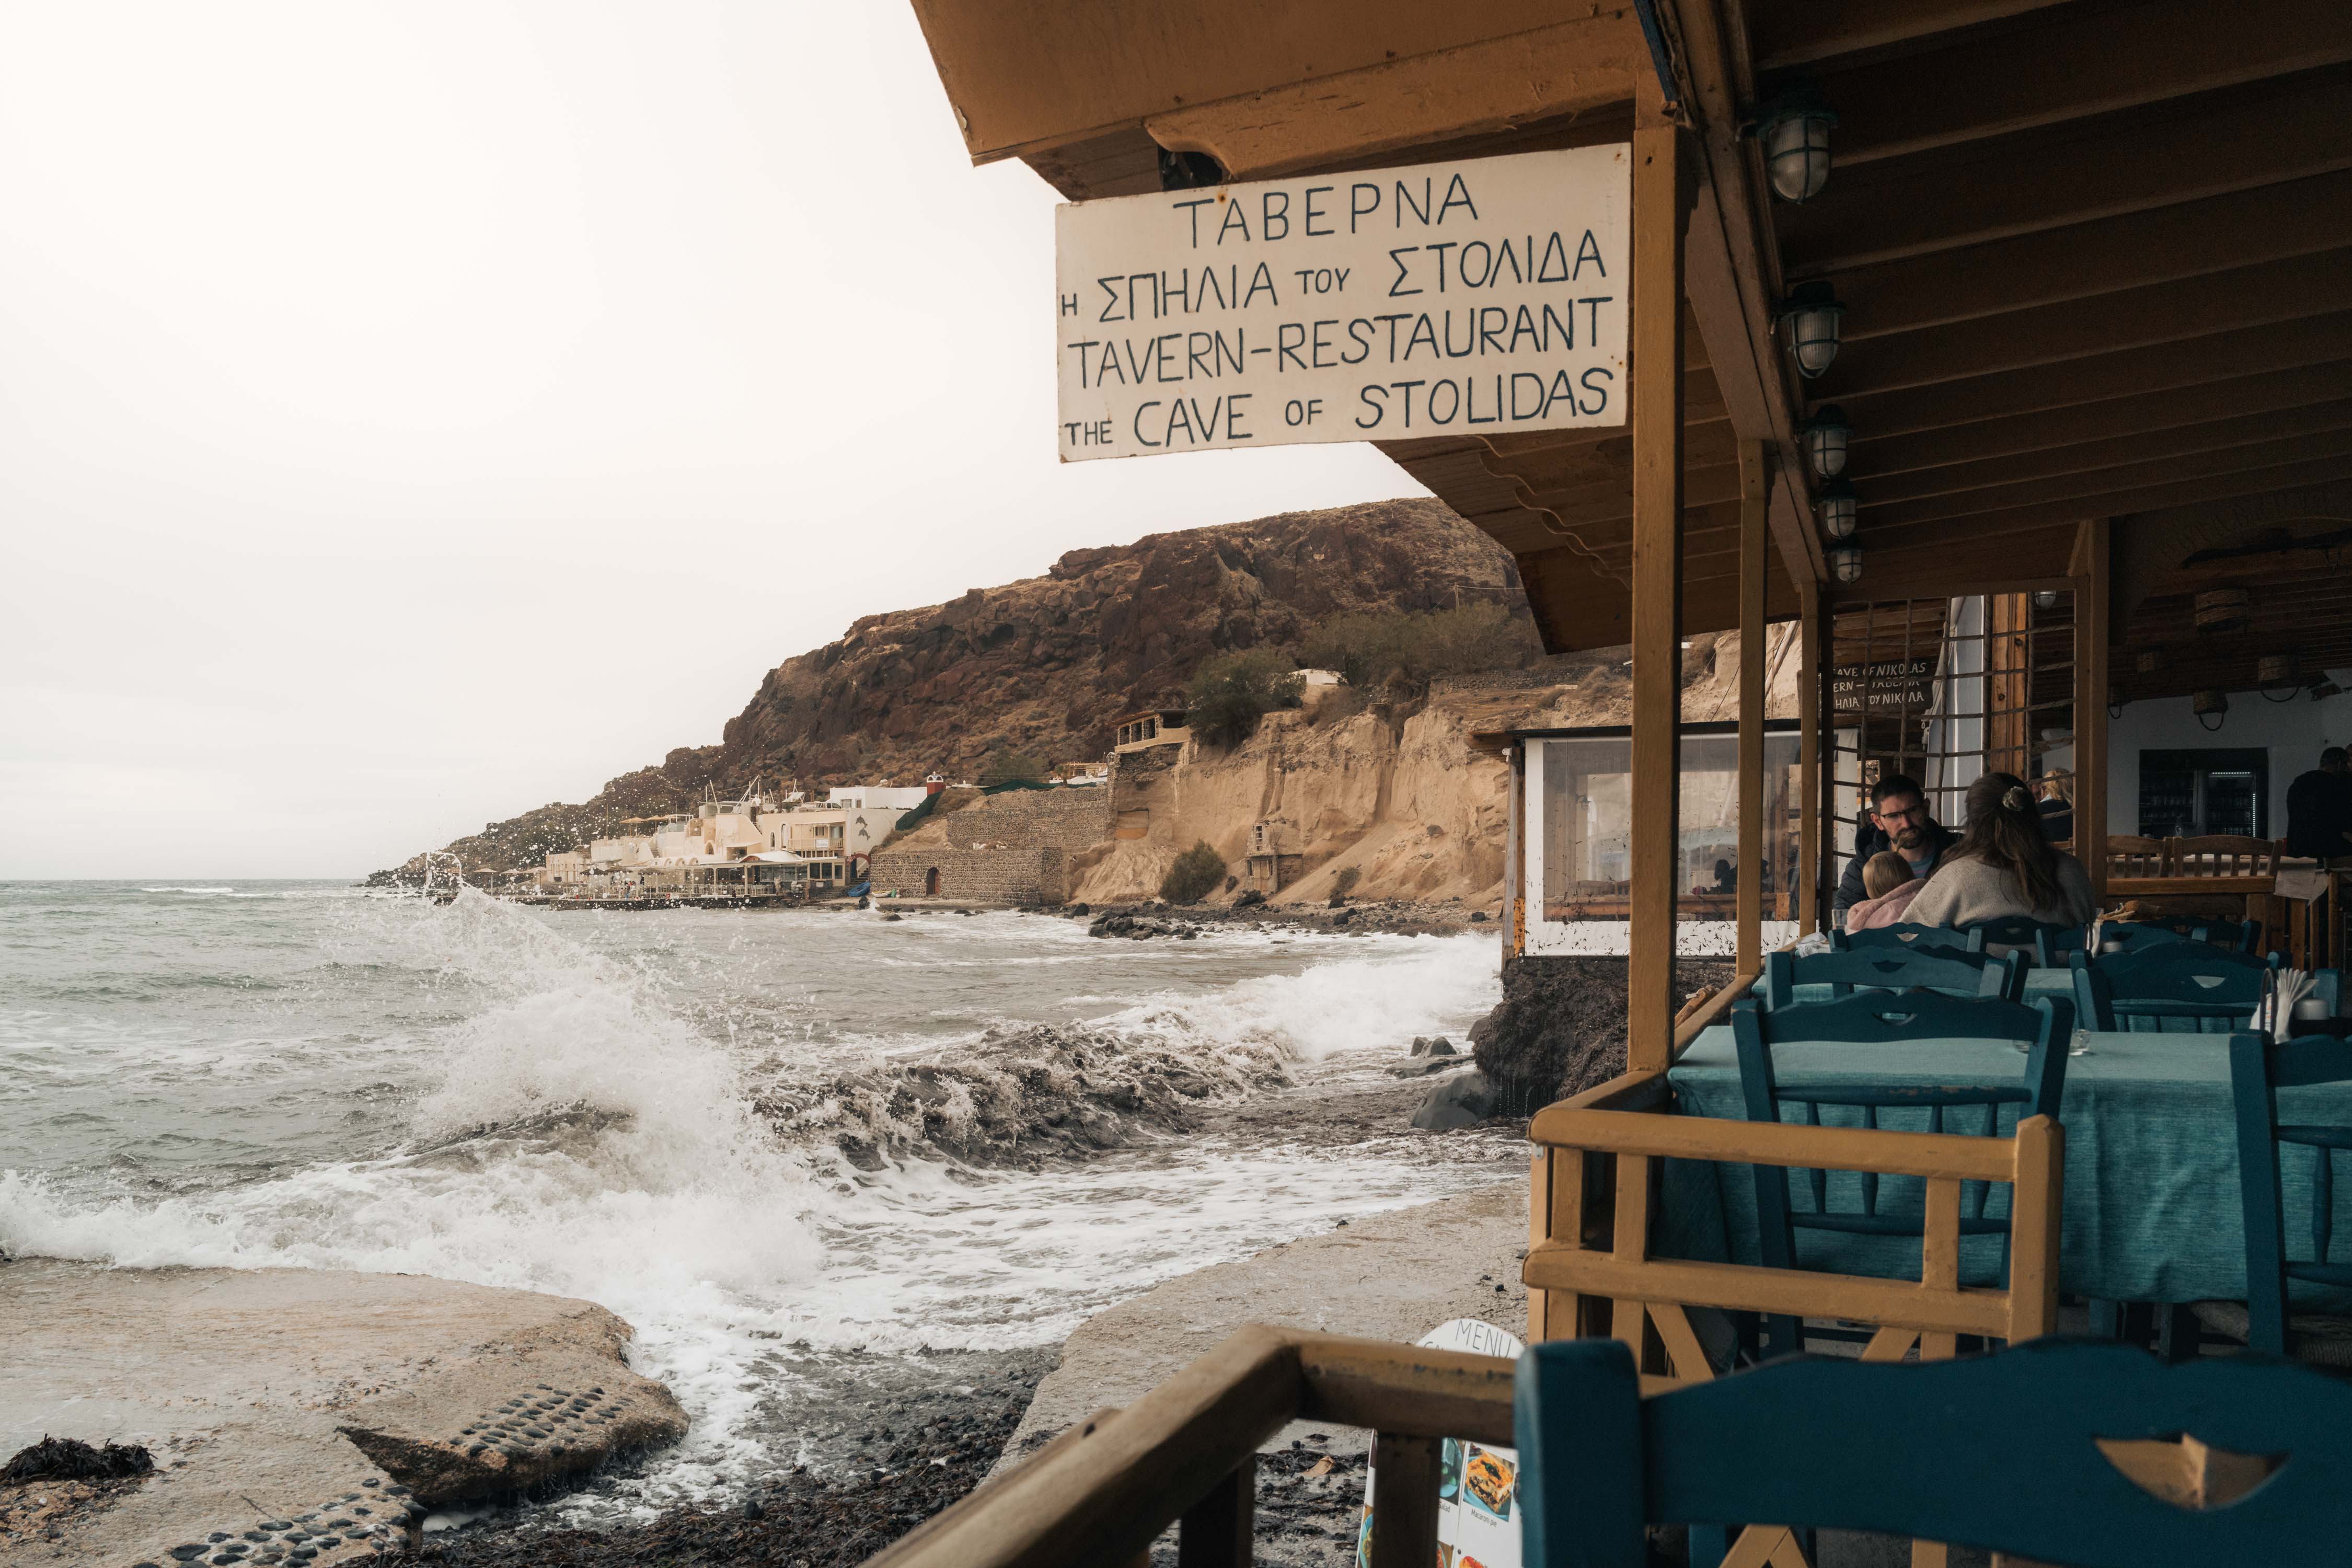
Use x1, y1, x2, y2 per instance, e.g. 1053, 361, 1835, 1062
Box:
1062, 622, 1798, 909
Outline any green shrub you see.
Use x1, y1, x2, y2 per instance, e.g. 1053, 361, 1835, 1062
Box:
1160, 840, 1228, 904
978, 748, 1047, 786
1185, 648, 1305, 747
1297, 601, 1532, 694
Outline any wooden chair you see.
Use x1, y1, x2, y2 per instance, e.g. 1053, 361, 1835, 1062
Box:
2070, 944, 2275, 1033
1763, 947, 2026, 1010
1515, 1337, 2352, 1568
2106, 834, 2174, 878
1731, 993, 2070, 1361
1961, 915, 2082, 966
2206, 1031, 2352, 1367
1829, 921, 1970, 955
2173, 834, 2280, 878
1522, 1080, 2063, 1568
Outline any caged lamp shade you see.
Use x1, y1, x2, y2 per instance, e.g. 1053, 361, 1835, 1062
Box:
1817, 476, 1858, 540
1777, 282, 1845, 378
1804, 405, 1851, 478
1756, 91, 1837, 203
1827, 542, 1864, 584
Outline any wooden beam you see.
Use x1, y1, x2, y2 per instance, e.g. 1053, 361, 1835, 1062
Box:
1777, 66, 2352, 276
1737, 440, 1768, 973
1751, 0, 2073, 72
1825, 171, 2352, 330
2077, 519, 2111, 901
1664, 0, 1825, 592
1628, 74, 1686, 1076
1821, 0, 2352, 167
1817, 249, 2352, 402
1833, 311, 2352, 440
1851, 362, 2352, 483
1798, 574, 1822, 933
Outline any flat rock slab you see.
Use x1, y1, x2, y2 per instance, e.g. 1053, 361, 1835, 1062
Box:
997, 1181, 1529, 1472
0, 1258, 685, 1568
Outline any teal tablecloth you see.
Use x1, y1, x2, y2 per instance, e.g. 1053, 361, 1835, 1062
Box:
1663, 1025, 2352, 1305
1753, 968, 2079, 1008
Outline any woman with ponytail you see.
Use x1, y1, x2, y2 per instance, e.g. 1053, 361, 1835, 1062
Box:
1904, 771, 2096, 932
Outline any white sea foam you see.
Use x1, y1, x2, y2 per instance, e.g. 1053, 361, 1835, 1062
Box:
0, 894, 1508, 1509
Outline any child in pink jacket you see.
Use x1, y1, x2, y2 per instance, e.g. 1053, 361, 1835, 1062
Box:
1843, 851, 1927, 932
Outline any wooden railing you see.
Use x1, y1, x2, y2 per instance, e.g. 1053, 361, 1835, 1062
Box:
860, 1328, 1515, 1568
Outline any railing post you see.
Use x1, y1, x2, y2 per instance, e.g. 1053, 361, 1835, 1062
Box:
1368, 1433, 1440, 1568
1177, 1455, 1254, 1568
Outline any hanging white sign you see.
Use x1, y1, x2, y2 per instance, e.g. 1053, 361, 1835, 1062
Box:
1053, 145, 1630, 462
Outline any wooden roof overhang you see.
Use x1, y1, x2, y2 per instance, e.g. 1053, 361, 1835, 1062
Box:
908, 0, 2352, 679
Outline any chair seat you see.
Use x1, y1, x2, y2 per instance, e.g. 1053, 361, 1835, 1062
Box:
2189, 1300, 2352, 1368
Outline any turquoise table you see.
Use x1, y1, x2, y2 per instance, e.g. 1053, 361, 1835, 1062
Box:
1753, 968, 2078, 1008
1664, 1025, 2352, 1306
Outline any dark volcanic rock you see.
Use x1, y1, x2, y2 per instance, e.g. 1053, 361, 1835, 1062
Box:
1468, 955, 1733, 1115
2, 1435, 154, 1484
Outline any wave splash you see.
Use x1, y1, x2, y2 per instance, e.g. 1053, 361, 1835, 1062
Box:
758, 931, 1500, 1169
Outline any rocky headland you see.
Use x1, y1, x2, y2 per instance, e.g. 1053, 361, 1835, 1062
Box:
375, 497, 1797, 907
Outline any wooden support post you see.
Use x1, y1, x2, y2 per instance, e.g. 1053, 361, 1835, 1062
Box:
1368, 1434, 1440, 1568
1798, 574, 1822, 933
1178, 1455, 1254, 1568
2076, 518, 2112, 900
1737, 440, 1768, 974
1628, 71, 1686, 1073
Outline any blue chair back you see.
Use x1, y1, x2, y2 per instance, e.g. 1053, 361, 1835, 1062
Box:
1830, 922, 1970, 954
2071, 944, 2276, 1033
1763, 946, 2025, 1010
1729, 993, 2071, 1355
1963, 916, 2082, 966
2098, 918, 2261, 957
2227, 1032, 2352, 1356
1516, 1337, 2352, 1568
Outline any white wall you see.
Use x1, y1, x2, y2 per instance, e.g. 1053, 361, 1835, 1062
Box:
828, 786, 929, 811
2107, 676, 2352, 835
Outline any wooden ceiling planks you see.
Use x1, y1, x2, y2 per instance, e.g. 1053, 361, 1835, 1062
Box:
908, 0, 2352, 674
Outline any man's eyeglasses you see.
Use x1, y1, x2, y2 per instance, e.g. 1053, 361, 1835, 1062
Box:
1874, 800, 1924, 826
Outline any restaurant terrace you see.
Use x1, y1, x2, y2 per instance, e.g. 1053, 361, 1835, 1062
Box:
870, 3, 2352, 1564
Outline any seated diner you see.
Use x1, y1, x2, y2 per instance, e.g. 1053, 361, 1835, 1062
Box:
1903, 773, 2097, 935
1842, 850, 1923, 933
1830, 772, 1955, 926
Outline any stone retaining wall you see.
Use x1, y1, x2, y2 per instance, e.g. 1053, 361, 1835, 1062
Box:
869, 846, 1072, 904
943, 786, 1112, 850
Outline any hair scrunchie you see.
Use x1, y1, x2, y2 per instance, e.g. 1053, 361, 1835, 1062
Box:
2002, 785, 2032, 812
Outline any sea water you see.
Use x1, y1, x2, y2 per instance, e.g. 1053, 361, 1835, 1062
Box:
0, 881, 1516, 1519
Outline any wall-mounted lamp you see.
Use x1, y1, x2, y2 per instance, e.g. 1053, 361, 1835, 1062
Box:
1827, 541, 1864, 584
1753, 88, 1837, 203
1817, 475, 1858, 540
1804, 405, 1851, 478
1775, 282, 1846, 378
2032, 589, 2062, 610
2193, 688, 2229, 732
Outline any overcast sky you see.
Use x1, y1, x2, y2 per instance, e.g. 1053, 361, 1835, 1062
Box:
0, 3, 1423, 880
